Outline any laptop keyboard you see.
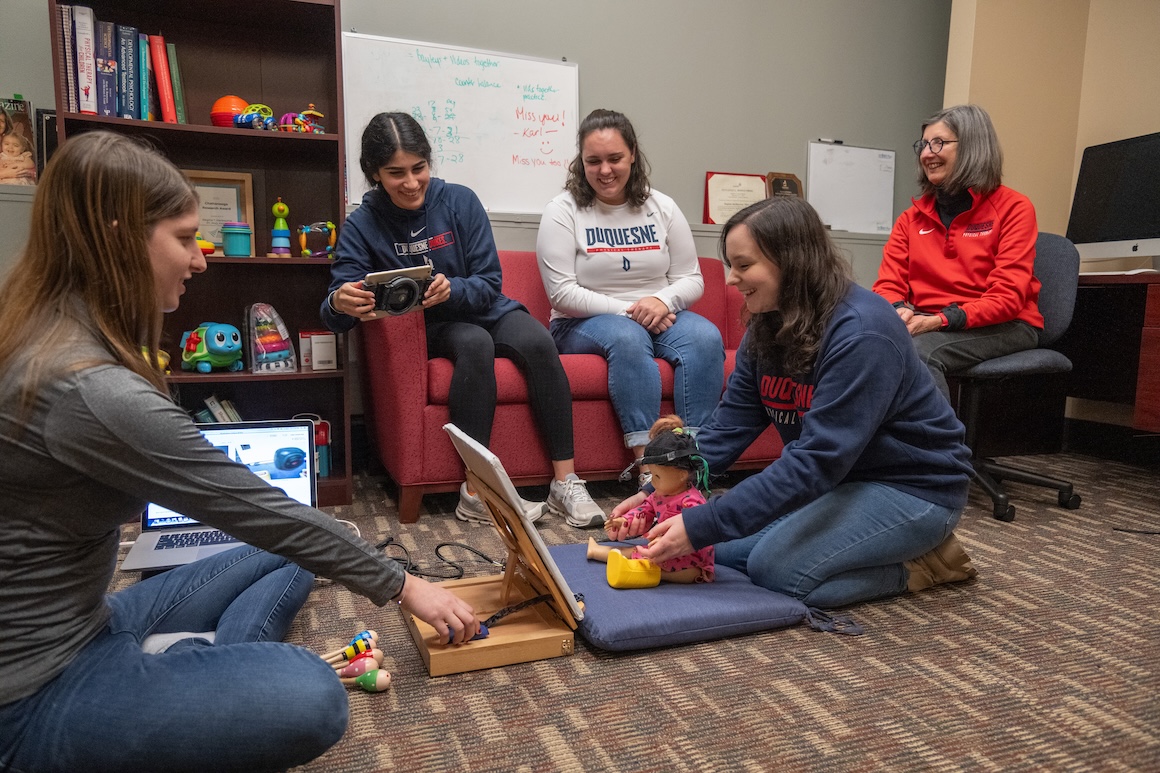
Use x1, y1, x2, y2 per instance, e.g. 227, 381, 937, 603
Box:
156, 530, 238, 550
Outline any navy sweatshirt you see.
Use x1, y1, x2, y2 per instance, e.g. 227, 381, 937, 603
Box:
683, 283, 973, 549
321, 178, 522, 333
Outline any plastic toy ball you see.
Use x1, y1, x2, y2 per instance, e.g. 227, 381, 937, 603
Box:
179, 322, 244, 373
298, 221, 336, 257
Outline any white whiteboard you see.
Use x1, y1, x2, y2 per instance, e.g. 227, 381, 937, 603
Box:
342, 33, 579, 214
806, 142, 896, 234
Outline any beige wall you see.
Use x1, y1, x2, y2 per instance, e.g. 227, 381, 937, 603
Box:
1075, 0, 1160, 174
945, 0, 1089, 236
946, 0, 1160, 265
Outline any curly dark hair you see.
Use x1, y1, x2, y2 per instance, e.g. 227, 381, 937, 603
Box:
358, 112, 432, 189
564, 109, 651, 208
720, 197, 851, 377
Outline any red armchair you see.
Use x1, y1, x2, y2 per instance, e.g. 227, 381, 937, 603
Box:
360, 251, 783, 523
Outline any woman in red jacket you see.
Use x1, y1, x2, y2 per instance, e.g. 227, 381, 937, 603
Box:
873, 103, 1043, 399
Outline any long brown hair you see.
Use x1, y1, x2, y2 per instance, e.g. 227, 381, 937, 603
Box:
564, 109, 651, 208
0, 131, 197, 416
720, 197, 851, 376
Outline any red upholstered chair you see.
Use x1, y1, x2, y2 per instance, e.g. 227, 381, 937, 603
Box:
360, 251, 782, 523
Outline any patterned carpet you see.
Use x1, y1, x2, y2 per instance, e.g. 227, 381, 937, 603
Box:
269, 452, 1160, 772
105, 452, 1158, 771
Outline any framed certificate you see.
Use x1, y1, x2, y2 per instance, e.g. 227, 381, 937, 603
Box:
184, 170, 254, 248
703, 171, 767, 224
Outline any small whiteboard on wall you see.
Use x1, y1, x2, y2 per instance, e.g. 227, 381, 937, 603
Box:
342, 33, 579, 214
806, 142, 896, 234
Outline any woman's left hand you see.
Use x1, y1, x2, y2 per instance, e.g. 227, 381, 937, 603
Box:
906, 313, 943, 336
635, 514, 693, 565
626, 296, 670, 332
422, 273, 452, 308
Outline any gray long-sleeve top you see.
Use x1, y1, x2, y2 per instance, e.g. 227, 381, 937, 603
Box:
0, 336, 403, 705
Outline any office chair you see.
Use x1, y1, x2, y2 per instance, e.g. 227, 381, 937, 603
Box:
949, 232, 1084, 522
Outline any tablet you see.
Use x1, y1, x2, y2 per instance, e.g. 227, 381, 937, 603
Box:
443, 423, 584, 624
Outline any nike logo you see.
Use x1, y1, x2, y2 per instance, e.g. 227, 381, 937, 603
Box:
919, 228, 935, 235
646, 212, 655, 217
410, 227, 426, 237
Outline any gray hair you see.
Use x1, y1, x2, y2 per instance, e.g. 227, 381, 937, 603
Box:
917, 104, 1003, 196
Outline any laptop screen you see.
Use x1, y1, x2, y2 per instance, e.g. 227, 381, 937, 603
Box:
143, 420, 318, 530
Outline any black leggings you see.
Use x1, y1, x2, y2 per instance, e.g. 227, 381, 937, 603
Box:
427, 310, 574, 461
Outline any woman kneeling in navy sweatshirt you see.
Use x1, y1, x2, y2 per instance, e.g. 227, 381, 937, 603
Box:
608, 196, 978, 607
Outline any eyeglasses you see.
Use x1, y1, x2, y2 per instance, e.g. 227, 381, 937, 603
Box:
913, 138, 958, 155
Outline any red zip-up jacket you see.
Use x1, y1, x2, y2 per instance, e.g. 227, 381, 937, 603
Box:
874, 185, 1044, 330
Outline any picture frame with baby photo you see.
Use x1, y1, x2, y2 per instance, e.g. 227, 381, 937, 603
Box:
0, 97, 38, 187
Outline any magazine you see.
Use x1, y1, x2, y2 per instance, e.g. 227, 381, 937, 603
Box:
0, 98, 37, 186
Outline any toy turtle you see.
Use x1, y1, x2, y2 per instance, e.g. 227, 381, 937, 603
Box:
180, 322, 244, 373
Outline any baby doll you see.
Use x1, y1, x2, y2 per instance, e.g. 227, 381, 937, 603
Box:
587, 415, 715, 584
0, 132, 36, 186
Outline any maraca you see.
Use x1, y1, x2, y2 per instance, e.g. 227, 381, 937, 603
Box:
341, 669, 391, 693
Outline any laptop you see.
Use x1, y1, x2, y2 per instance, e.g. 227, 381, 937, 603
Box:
120, 419, 317, 572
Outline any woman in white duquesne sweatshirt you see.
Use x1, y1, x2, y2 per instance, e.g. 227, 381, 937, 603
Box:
537, 109, 724, 465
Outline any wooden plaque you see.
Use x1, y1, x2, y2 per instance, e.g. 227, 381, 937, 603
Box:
766, 172, 804, 199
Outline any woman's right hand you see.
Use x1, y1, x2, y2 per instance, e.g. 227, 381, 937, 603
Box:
626, 296, 674, 333
605, 491, 648, 540
330, 280, 378, 320
395, 574, 480, 645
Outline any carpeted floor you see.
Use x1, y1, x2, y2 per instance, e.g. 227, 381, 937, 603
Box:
115, 452, 1160, 771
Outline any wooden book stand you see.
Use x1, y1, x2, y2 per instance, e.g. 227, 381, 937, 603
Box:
403, 425, 584, 677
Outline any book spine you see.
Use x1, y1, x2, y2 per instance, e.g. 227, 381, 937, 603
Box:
57, 4, 79, 113
203, 395, 230, 423
95, 20, 117, 117
72, 6, 97, 115
148, 35, 177, 124
166, 43, 187, 124
137, 33, 150, 120
220, 399, 244, 422
116, 24, 138, 119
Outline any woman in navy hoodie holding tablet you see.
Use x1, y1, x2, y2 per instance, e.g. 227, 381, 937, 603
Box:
322, 112, 604, 528
609, 196, 978, 608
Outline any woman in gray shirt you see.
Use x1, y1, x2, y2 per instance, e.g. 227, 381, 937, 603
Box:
0, 132, 478, 773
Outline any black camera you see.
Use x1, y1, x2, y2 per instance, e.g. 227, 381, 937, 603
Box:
362, 264, 434, 317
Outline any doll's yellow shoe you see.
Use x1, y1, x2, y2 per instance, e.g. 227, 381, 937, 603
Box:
606, 548, 661, 589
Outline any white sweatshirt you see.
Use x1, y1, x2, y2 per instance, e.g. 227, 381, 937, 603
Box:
536, 189, 704, 322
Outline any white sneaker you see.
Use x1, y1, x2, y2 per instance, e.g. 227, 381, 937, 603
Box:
548, 474, 606, 528
454, 483, 547, 524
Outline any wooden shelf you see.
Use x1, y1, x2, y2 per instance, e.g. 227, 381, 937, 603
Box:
50, 0, 352, 505
166, 369, 345, 385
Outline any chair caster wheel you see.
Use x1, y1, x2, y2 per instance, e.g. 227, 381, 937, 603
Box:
993, 503, 1015, 521
1059, 492, 1081, 509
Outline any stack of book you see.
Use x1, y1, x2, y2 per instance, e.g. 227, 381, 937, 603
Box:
56, 4, 188, 123
193, 395, 244, 424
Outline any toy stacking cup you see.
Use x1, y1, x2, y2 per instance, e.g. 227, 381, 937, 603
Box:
221, 222, 253, 257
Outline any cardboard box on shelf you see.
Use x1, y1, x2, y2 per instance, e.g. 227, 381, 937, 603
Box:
298, 331, 337, 371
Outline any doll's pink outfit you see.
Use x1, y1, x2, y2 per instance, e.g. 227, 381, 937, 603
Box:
623, 488, 715, 582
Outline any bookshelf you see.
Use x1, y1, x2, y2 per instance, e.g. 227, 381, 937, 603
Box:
47, 0, 353, 506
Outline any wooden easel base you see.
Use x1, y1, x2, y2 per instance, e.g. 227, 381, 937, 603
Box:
403, 573, 574, 677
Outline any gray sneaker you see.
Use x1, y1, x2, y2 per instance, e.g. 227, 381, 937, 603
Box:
454, 483, 547, 524
548, 474, 606, 528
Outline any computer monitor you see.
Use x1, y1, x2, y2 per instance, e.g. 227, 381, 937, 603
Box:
1065, 131, 1160, 263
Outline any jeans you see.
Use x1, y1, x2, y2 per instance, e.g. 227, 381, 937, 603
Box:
429, 309, 574, 460
914, 320, 1040, 400
714, 482, 962, 608
551, 311, 725, 448
0, 546, 347, 773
